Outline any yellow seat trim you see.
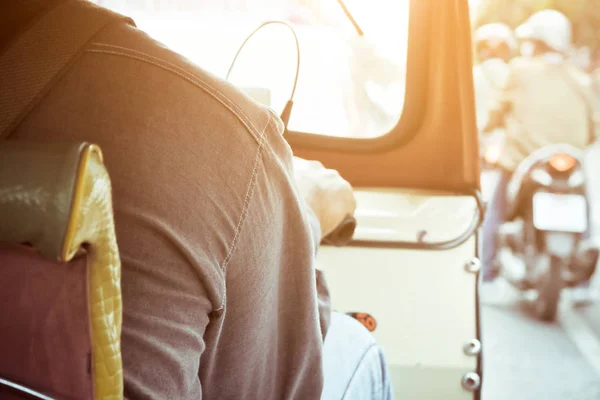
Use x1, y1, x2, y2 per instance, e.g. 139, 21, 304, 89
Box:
62, 144, 123, 400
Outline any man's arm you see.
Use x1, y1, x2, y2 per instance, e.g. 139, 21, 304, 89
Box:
116, 211, 212, 399
302, 203, 332, 338
575, 70, 600, 142
291, 157, 356, 340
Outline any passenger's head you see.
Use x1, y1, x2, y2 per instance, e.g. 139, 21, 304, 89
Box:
515, 10, 572, 57
474, 23, 517, 63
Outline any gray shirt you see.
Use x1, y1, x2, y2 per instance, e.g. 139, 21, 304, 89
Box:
4, 3, 331, 398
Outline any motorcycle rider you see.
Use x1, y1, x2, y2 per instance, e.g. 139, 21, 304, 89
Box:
472, 22, 516, 135
475, 23, 515, 285
481, 10, 598, 298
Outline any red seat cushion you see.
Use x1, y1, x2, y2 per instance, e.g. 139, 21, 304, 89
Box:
0, 243, 93, 399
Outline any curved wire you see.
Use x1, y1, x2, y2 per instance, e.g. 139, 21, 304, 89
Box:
226, 20, 301, 101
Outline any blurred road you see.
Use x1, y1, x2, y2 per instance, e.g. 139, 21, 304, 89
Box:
481, 296, 600, 400
479, 149, 600, 399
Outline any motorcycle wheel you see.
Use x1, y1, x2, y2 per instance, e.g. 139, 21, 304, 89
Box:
534, 257, 562, 322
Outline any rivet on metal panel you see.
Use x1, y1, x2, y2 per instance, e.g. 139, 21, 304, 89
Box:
464, 257, 481, 274
463, 339, 482, 356
461, 372, 481, 392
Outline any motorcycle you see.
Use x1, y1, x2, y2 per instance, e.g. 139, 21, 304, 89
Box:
494, 144, 599, 321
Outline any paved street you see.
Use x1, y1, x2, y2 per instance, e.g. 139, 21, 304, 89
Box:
479, 151, 600, 399
481, 296, 600, 400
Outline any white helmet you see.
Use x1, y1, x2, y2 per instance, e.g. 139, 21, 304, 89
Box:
515, 10, 572, 54
474, 23, 517, 59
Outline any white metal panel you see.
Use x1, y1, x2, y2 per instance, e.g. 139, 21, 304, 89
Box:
318, 188, 479, 399
351, 188, 479, 243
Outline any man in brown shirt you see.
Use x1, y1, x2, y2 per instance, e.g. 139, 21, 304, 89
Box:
1, 0, 393, 398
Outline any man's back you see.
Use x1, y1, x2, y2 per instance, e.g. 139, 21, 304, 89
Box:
3, 3, 326, 398
498, 56, 593, 171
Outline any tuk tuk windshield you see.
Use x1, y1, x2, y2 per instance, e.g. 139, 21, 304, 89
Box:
92, 0, 409, 138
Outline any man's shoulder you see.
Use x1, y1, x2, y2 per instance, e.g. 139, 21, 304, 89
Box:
89, 20, 276, 145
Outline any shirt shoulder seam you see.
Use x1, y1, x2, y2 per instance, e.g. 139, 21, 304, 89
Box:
219, 113, 271, 272
86, 42, 264, 144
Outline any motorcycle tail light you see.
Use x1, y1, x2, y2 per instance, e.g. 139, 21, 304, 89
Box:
549, 153, 576, 172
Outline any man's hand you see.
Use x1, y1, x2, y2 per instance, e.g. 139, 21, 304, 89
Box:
293, 157, 356, 238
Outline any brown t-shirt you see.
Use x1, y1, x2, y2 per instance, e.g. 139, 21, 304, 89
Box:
3, 2, 331, 398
